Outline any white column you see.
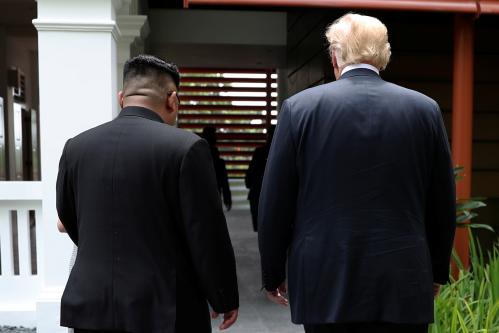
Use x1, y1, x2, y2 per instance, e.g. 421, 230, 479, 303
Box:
32, 1, 122, 332
116, 15, 149, 101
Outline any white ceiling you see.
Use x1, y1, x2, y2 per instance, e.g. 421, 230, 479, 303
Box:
148, 9, 287, 69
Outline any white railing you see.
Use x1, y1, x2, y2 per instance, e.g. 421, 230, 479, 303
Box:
0, 181, 42, 327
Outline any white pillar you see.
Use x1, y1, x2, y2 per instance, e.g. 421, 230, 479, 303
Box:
33, 1, 122, 332
116, 15, 149, 101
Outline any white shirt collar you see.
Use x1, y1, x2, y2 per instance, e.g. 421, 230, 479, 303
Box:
341, 63, 380, 76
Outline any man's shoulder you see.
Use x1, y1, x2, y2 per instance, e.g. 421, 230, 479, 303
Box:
286, 82, 335, 105
254, 145, 266, 153
132, 121, 204, 154
290, 80, 439, 117
68, 120, 114, 144
253, 145, 268, 158
384, 81, 439, 109
68, 117, 203, 154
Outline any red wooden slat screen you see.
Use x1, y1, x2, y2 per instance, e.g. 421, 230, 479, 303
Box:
179, 68, 278, 178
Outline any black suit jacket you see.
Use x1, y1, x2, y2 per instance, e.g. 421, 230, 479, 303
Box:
208, 146, 232, 208
258, 69, 456, 324
56, 106, 239, 333
245, 145, 270, 202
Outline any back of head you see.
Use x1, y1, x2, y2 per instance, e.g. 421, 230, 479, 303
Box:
325, 13, 391, 70
202, 126, 217, 146
122, 55, 180, 107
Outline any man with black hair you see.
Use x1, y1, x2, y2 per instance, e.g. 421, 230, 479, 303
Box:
56, 55, 239, 333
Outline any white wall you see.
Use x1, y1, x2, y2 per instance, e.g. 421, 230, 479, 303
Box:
37, 0, 116, 21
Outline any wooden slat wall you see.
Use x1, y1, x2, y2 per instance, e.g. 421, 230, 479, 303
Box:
285, 10, 499, 247
178, 68, 278, 178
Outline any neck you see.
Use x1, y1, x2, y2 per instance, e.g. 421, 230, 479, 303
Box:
123, 96, 157, 110
122, 98, 169, 123
340, 63, 380, 76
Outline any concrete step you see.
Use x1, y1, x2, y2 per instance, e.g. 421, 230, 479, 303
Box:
230, 178, 250, 210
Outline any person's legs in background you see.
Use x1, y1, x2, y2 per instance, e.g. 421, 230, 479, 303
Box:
249, 198, 258, 232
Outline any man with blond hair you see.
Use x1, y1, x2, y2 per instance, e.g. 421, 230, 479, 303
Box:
258, 13, 456, 333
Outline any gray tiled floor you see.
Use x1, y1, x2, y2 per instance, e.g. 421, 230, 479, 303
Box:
212, 210, 304, 333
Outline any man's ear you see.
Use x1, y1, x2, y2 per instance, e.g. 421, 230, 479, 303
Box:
332, 51, 342, 80
118, 91, 124, 109
332, 51, 339, 70
166, 91, 179, 114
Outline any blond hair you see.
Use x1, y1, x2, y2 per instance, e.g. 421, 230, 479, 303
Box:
325, 13, 391, 70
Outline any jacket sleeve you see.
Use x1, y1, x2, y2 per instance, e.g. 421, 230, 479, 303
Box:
425, 103, 457, 284
178, 138, 239, 313
219, 159, 232, 207
258, 100, 297, 291
245, 149, 257, 189
56, 139, 79, 245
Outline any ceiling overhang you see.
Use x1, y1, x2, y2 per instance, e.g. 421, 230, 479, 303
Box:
183, 0, 499, 15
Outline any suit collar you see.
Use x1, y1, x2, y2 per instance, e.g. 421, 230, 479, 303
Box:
339, 68, 382, 80
118, 106, 165, 123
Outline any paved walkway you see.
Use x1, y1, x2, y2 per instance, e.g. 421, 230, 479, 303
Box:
213, 210, 303, 333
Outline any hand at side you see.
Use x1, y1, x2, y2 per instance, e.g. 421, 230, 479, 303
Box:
211, 308, 238, 330
266, 282, 288, 306
433, 283, 441, 298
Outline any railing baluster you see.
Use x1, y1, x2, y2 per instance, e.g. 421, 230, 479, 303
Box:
33, 208, 42, 275
17, 209, 30, 276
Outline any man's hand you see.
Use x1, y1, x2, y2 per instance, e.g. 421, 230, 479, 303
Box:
57, 219, 67, 233
211, 309, 238, 330
266, 282, 288, 306
433, 283, 441, 298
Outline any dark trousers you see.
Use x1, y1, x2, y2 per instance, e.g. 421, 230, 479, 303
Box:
304, 323, 429, 333
175, 308, 211, 333
175, 293, 211, 333
249, 198, 259, 232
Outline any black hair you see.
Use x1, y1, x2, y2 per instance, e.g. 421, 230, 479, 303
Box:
123, 54, 180, 89
202, 126, 217, 146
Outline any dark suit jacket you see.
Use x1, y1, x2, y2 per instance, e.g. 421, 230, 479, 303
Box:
245, 145, 270, 202
258, 69, 456, 325
208, 146, 232, 208
56, 106, 239, 333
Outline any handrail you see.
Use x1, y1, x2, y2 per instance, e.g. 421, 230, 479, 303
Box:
0, 182, 43, 201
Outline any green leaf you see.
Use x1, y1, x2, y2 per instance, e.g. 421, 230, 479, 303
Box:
466, 223, 495, 232
457, 201, 487, 211
457, 212, 478, 223
454, 166, 465, 174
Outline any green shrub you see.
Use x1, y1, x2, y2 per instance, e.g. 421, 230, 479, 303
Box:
429, 167, 497, 332
430, 236, 499, 333
454, 167, 491, 232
